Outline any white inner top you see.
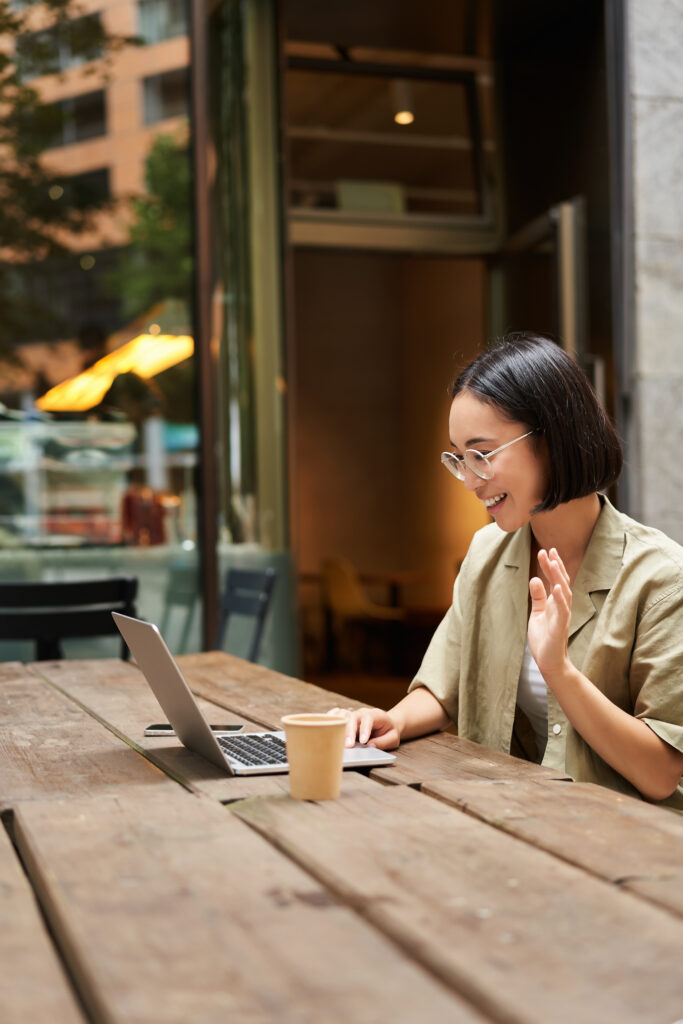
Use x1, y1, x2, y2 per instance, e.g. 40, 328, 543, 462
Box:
516, 642, 548, 761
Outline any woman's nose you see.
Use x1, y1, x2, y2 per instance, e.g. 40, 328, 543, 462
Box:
462, 465, 482, 491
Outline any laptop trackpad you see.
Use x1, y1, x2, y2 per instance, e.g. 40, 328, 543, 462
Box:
344, 744, 396, 766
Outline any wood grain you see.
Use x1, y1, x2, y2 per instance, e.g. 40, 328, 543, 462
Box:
422, 777, 683, 917
177, 650, 362, 724
0, 823, 85, 1023
13, 789, 481, 1024
30, 658, 296, 801
177, 653, 566, 788
234, 783, 683, 1024
369, 730, 571, 786
0, 664, 171, 809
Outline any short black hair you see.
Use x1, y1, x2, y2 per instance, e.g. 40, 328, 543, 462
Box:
451, 333, 623, 512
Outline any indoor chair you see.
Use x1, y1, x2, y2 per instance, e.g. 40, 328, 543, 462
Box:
160, 562, 199, 654
320, 556, 404, 670
214, 567, 277, 663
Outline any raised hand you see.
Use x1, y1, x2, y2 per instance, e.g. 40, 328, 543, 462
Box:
527, 547, 572, 679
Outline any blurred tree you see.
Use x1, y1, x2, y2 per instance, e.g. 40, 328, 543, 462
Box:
105, 134, 194, 424
109, 133, 193, 319
0, 0, 135, 352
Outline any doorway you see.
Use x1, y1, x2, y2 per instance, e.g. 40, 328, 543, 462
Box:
280, 0, 616, 697
290, 248, 490, 690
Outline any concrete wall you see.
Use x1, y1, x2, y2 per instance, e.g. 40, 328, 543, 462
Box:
629, 1, 683, 539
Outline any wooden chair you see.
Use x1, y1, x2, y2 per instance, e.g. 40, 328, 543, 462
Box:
320, 557, 404, 670
0, 577, 138, 661
214, 567, 277, 663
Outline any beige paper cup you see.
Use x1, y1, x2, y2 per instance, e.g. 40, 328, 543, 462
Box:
281, 713, 347, 800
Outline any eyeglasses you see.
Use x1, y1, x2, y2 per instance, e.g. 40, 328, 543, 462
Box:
441, 430, 535, 481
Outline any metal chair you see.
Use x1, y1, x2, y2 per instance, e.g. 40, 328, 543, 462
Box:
0, 577, 138, 660
160, 562, 199, 654
214, 567, 277, 663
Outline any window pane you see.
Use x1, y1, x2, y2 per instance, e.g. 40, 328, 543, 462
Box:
64, 90, 107, 143
139, 0, 187, 45
0, 1, 199, 658
286, 68, 480, 217
16, 14, 104, 80
143, 69, 189, 124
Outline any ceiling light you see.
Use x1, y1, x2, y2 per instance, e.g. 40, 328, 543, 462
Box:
393, 79, 414, 126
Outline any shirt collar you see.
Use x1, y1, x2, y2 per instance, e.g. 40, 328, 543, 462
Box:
502, 494, 625, 594
574, 495, 625, 592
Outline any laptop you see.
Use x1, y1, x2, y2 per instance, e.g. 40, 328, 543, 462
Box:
112, 612, 396, 776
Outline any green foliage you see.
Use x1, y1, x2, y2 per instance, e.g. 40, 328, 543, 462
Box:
111, 134, 193, 319
0, 0, 137, 352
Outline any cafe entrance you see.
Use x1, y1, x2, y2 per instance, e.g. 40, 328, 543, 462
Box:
278, 0, 619, 690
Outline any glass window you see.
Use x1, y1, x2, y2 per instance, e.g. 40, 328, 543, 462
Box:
287, 68, 479, 217
18, 90, 107, 150
15, 27, 60, 78
62, 168, 111, 208
16, 14, 104, 80
0, 1, 199, 659
143, 68, 189, 124
204, 0, 297, 673
59, 90, 107, 144
281, 3, 499, 240
138, 0, 187, 45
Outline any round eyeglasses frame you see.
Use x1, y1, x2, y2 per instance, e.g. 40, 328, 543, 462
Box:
441, 430, 535, 481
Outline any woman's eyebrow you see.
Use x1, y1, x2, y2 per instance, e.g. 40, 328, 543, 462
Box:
449, 436, 493, 451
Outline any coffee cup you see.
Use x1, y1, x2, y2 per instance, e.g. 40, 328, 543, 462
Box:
280, 713, 346, 800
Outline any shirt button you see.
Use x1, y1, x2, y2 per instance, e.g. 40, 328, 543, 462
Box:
552, 723, 562, 735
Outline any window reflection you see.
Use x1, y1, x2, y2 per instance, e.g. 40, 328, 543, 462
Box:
143, 69, 189, 124
16, 13, 104, 79
139, 0, 187, 45
284, 49, 493, 222
0, 0, 197, 655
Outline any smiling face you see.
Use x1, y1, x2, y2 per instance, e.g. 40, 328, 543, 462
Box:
448, 390, 549, 533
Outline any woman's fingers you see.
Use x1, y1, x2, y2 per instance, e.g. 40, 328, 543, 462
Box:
551, 581, 571, 621
538, 548, 572, 598
549, 547, 571, 585
326, 706, 395, 748
326, 707, 357, 746
529, 576, 547, 611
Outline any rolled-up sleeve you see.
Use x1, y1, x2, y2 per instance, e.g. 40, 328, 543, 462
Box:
407, 571, 463, 724
630, 584, 683, 755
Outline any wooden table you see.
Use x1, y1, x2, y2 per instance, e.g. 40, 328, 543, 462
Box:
3, 653, 683, 1024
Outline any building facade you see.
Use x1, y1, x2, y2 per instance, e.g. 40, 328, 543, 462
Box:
1, 0, 681, 678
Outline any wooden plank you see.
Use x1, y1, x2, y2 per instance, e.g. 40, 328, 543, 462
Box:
234, 784, 683, 1024
177, 650, 363, 723
422, 777, 683, 918
0, 661, 26, 682
30, 655, 563, 797
13, 789, 482, 1024
0, 823, 85, 1023
177, 653, 565, 786
369, 731, 571, 786
0, 665, 172, 810
30, 658, 297, 802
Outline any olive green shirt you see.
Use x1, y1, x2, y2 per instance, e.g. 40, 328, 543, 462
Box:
409, 497, 683, 813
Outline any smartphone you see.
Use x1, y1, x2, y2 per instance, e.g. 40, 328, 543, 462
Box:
144, 723, 243, 737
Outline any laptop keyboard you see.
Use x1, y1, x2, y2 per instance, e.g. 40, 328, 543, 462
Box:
217, 733, 288, 766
